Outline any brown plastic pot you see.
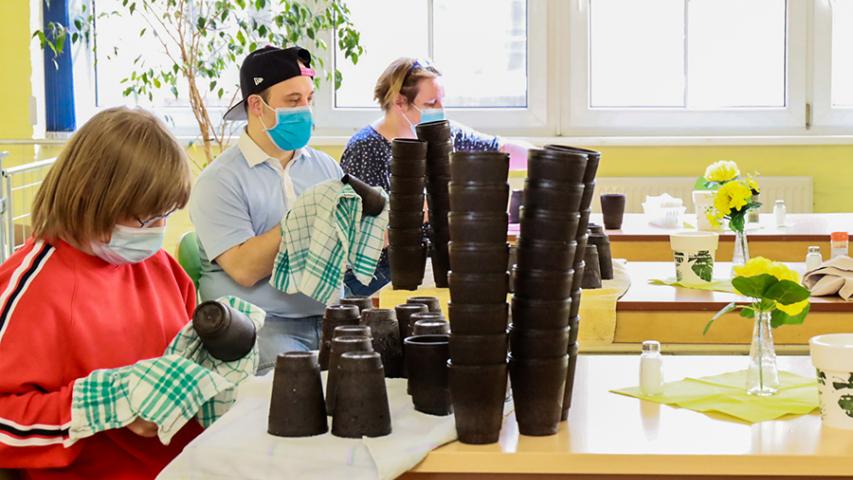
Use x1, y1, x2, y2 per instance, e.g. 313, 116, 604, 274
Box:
389, 210, 425, 229
390, 159, 426, 177
519, 207, 580, 242
560, 344, 580, 420
427, 193, 451, 214
569, 288, 582, 318
339, 296, 373, 314
581, 244, 602, 289
448, 212, 509, 244
334, 325, 372, 340
396, 303, 429, 340
509, 325, 570, 359
392, 138, 428, 159
192, 300, 257, 363
389, 244, 427, 290
448, 361, 508, 444
415, 120, 452, 142
588, 232, 614, 280
426, 175, 451, 194
331, 351, 392, 438
449, 332, 508, 365
600, 193, 626, 230
413, 319, 450, 335
390, 193, 426, 212
407, 296, 442, 313
510, 297, 571, 330
543, 144, 601, 184
449, 182, 509, 213
569, 315, 579, 345
431, 246, 451, 289
319, 305, 361, 370
527, 148, 588, 184
268, 352, 328, 437
361, 308, 403, 378
450, 151, 510, 183
512, 266, 574, 301
388, 226, 424, 247
447, 302, 509, 334
342, 173, 386, 217
515, 238, 576, 271
524, 179, 584, 213
405, 335, 452, 416
580, 182, 596, 211
391, 175, 426, 194
508, 190, 524, 224
325, 335, 373, 415
509, 353, 568, 436
448, 271, 509, 304
448, 241, 509, 274
578, 211, 592, 240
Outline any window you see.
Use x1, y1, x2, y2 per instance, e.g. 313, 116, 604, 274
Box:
566, 0, 806, 135
333, 0, 527, 109
812, 0, 853, 130
314, 0, 548, 136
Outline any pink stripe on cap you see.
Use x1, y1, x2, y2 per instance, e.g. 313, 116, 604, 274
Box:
300, 66, 315, 77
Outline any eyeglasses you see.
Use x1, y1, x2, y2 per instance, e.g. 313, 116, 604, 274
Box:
135, 207, 178, 228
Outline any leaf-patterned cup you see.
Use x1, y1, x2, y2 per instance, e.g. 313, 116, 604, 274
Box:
670, 232, 719, 285
811, 334, 853, 430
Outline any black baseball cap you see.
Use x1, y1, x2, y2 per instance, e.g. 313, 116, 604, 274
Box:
223, 45, 314, 121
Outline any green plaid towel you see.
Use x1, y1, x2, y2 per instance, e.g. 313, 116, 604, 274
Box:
69, 355, 232, 445
164, 296, 265, 427
270, 179, 389, 304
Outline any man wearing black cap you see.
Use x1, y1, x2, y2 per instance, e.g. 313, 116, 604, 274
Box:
190, 46, 343, 373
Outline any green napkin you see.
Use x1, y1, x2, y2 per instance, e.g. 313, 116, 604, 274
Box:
649, 277, 736, 293
612, 370, 819, 423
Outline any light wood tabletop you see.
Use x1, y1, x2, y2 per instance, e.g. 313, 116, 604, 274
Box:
509, 213, 852, 262
402, 355, 852, 480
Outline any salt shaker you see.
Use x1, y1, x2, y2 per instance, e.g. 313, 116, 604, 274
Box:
639, 340, 664, 396
805, 246, 822, 272
773, 200, 786, 227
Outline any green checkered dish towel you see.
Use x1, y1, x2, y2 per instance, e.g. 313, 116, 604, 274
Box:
270, 179, 389, 304
69, 296, 265, 445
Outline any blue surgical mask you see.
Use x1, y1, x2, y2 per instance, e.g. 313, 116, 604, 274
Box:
260, 102, 314, 151
90, 225, 165, 265
416, 106, 446, 124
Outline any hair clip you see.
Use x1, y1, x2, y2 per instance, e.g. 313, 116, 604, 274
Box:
300, 66, 316, 77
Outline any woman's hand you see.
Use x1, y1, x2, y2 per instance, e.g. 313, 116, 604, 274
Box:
127, 417, 158, 437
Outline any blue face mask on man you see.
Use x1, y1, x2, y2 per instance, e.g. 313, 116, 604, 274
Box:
259, 100, 314, 151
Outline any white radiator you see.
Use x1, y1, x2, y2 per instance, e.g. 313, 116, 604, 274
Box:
591, 176, 813, 214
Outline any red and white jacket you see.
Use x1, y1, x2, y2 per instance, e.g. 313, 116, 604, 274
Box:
0, 239, 203, 479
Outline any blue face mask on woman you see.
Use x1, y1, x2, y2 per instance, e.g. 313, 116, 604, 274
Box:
401, 104, 447, 136
260, 101, 314, 151
90, 224, 165, 265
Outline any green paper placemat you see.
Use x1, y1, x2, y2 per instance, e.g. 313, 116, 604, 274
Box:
649, 277, 736, 293
612, 370, 818, 423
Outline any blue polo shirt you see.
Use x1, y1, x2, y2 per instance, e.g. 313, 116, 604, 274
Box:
189, 131, 343, 318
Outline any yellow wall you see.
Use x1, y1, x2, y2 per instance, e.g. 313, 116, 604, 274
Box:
0, 0, 33, 139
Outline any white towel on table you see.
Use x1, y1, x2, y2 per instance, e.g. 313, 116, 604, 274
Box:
803, 256, 853, 301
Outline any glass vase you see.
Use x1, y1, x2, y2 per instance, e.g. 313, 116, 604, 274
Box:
746, 310, 780, 396
732, 229, 750, 267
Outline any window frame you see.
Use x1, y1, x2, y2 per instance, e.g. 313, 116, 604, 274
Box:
561, 0, 808, 136
810, 0, 853, 132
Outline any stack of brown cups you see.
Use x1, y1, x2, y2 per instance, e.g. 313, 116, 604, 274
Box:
415, 120, 453, 287
509, 148, 585, 436
389, 138, 429, 290
446, 151, 511, 444
544, 145, 602, 420
318, 305, 361, 371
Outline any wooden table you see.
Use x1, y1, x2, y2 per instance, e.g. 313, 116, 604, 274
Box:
599, 262, 853, 355
509, 213, 852, 262
402, 355, 852, 480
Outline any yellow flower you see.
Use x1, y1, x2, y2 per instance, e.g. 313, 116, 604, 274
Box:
746, 176, 760, 193
777, 299, 808, 316
733, 257, 774, 279
712, 180, 752, 216
768, 262, 800, 283
705, 161, 740, 183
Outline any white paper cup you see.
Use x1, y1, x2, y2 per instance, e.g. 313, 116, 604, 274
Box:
669, 232, 719, 286
810, 334, 853, 430
692, 190, 718, 231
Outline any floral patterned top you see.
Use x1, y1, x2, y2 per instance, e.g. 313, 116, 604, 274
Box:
340, 121, 501, 192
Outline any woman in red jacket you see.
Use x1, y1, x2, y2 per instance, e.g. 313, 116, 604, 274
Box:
0, 107, 204, 478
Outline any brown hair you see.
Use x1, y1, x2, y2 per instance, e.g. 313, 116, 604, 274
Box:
31, 107, 191, 245
374, 57, 442, 111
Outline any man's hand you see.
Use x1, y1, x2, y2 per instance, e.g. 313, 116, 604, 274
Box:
127, 418, 158, 438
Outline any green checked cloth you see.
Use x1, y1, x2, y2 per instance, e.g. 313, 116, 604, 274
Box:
69, 297, 264, 445
69, 354, 232, 445
164, 296, 265, 427
270, 179, 389, 304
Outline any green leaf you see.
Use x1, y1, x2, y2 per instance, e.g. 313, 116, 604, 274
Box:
732, 274, 778, 298
740, 307, 755, 318
765, 280, 811, 305
236, 30, 246, 46
729, 213, 746, 233
771, 304, 810, 328
197, 17, 206, 30
704, 301, 739, 335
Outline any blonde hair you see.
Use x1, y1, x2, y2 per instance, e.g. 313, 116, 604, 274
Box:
32, 107, 191, 245
374, 57, 442, 111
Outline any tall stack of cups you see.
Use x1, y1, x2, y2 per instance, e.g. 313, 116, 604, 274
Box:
543, 145, 602, 421
415, 120, 453, 288
508, 148, 585, 436
389, 138, 429, 290
446, 151, 511, 444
